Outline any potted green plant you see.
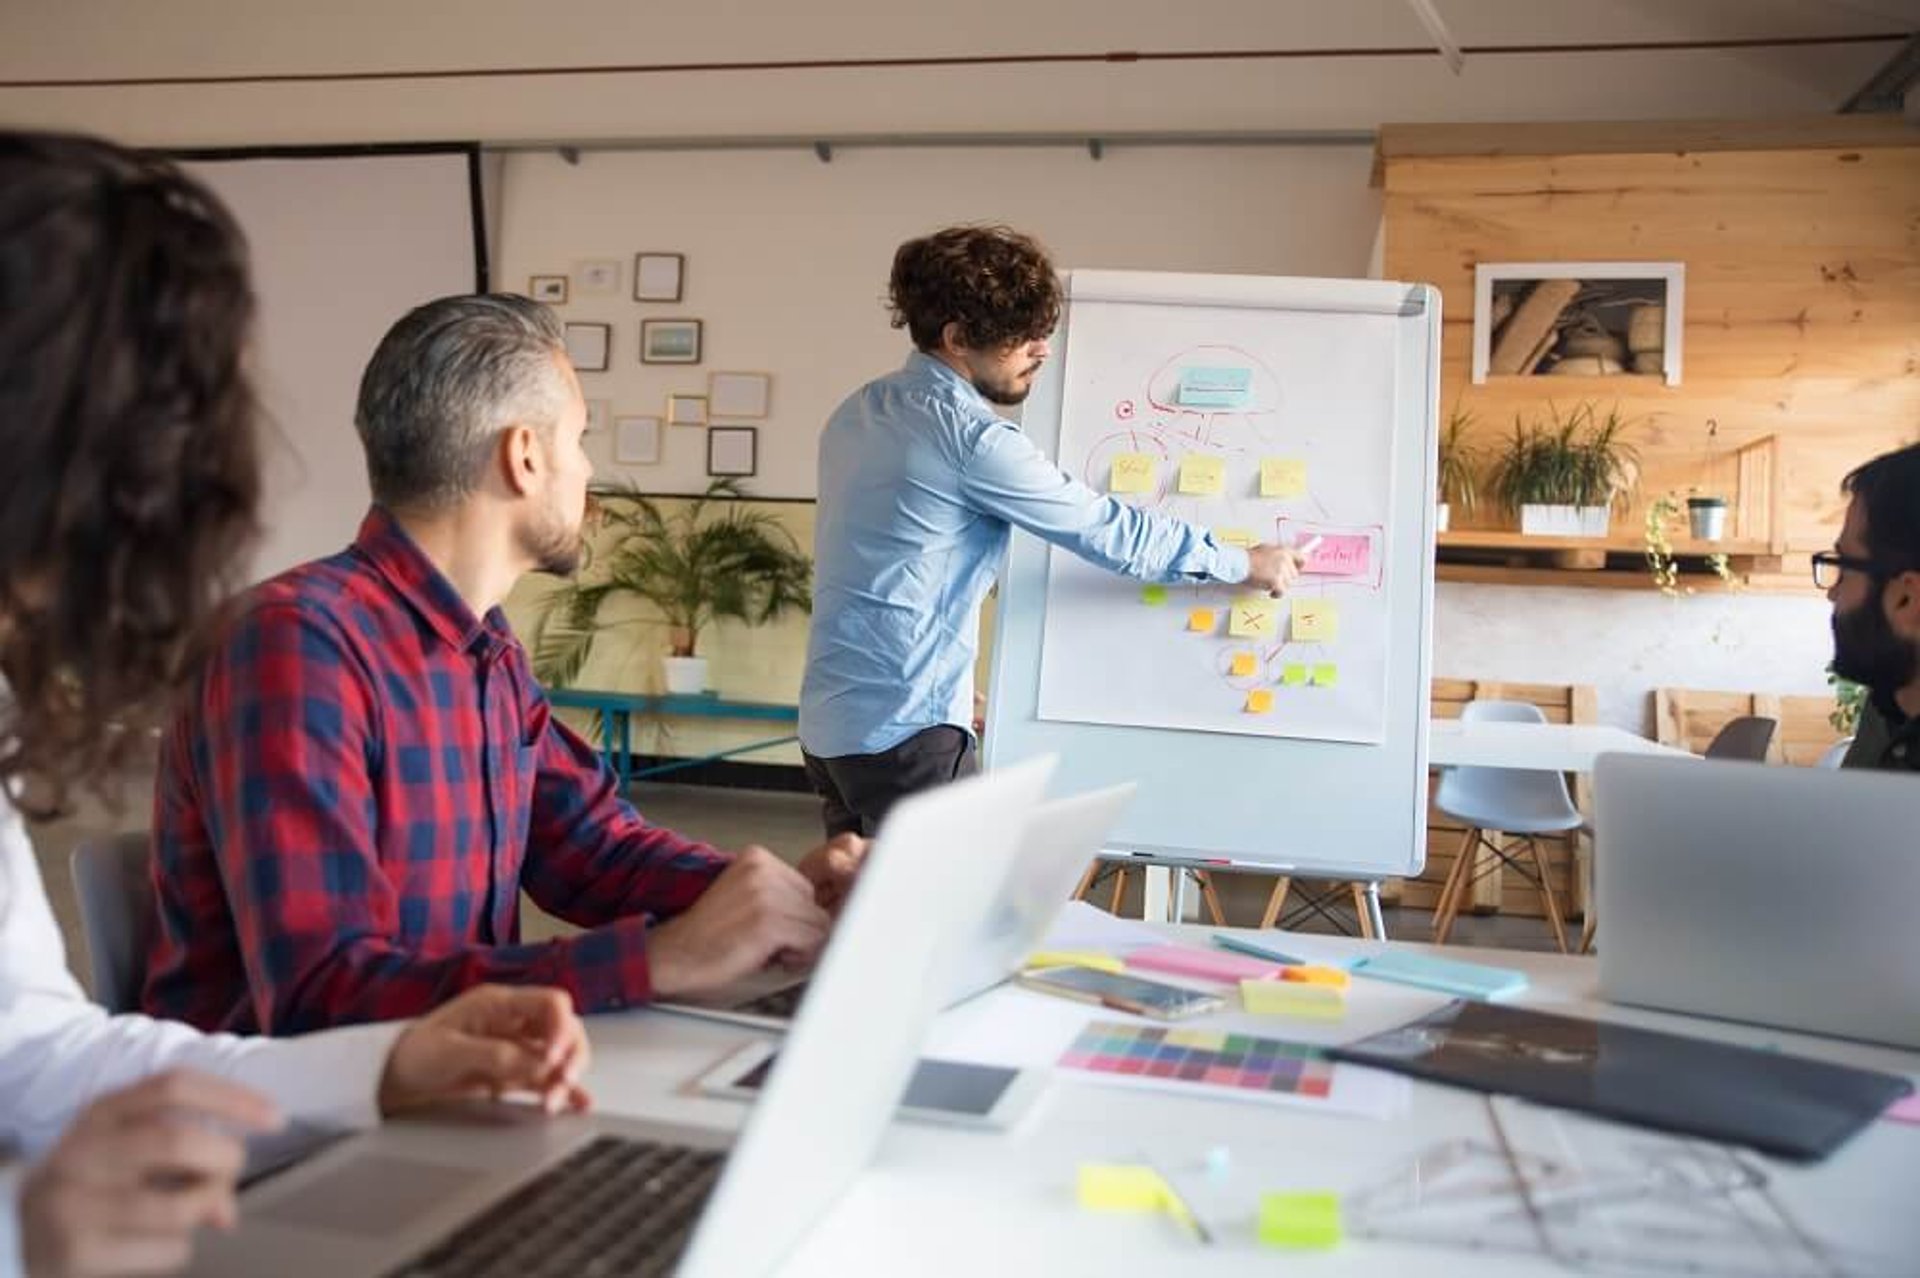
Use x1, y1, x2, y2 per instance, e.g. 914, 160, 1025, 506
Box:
531, 479, 813, 694
1491, 402, 1638, 538
1435, 405, 1480, 534
1687, 418, 1728, 542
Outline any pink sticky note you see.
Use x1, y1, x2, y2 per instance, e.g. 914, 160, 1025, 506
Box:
1126, 944, 1288, 984
1884, 1092, 1920, 1125
1302, 534, 1371, 579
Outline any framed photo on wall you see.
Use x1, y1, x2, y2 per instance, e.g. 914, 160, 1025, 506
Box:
529, 275, 568, 304
634, 252, 685, 302
707, 426, 757, 478
564, 322, 611, 373
665, 393, 708, 427
574, 259, 621, 296
615, 415, 662, 465
707, 370, 771, 419
641, 318, 703, 365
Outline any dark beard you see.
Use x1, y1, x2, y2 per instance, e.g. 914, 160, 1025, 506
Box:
1831, 596, 1917, 693
973, 362, 1041, 406
523, 517, 582, 577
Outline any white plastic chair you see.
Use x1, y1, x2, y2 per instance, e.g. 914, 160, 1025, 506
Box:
1431, 701, 1583, 953
68, 832, 156, 1013
1816, 737, 1855, 770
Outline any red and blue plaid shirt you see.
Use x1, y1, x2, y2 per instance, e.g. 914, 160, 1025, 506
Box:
143, 508, 730, 1034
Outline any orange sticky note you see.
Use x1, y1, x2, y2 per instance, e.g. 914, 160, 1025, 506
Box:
1261, 458, 1308, 498
1179, 454, 1226, 496
1229, 651, 1258, 677
1187, 608, 1217, 633
1110, 453, 1156, 495
1282, 964, 1352, 989
1229, 596, 1279, 639
1290, 597, 1338, 642
1246, 690, 1275, 714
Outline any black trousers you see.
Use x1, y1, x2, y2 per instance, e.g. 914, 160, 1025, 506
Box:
801, 725, 981, 838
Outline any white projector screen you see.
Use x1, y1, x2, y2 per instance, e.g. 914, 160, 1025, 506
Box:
182, 148, 482, 581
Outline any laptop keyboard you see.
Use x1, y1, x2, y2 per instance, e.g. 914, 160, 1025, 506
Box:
383, 1136, 725, 1278
736, 981, 809, 1019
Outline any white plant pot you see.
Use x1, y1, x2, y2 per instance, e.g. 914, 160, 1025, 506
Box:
1687, 499, 1728, 542
1519, 504, 1610, 538
661, 655, 709, 695
1436, 502, 1451, 533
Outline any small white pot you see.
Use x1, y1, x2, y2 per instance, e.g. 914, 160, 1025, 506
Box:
1520, 504, 1610, 538
662, 655, 709, 695
1436, 502, 1451, 533
1687, 498, 1728, 542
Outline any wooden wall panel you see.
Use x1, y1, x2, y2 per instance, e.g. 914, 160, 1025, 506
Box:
1653, 687, 1849, 767
1383, 145, 1920, 566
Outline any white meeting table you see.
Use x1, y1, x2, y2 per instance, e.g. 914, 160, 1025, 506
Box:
580, 926, 1920, 1277
1427, 718, 1695, 773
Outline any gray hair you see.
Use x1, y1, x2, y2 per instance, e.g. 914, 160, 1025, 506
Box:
354, 293, 568, 511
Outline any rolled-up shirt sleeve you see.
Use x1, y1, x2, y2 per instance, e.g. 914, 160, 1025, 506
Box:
957, 418, 1250, 584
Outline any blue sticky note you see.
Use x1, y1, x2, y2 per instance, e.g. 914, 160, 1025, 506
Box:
1177, 367, 1252, 408
1348, 951, 1528, 1001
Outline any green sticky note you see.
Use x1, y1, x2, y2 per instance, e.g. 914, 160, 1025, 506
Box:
1312, 663, 1339, 688
1259, 1191, 1342, 1250
1281, 663, 1309, 687
1141, 584, 1169, 606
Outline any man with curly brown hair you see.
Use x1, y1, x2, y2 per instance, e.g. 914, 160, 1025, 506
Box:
799, 224, 1304, 837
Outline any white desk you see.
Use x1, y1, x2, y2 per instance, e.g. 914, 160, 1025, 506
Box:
584, 930, 1920, 1276
1427, 719, 1694, 772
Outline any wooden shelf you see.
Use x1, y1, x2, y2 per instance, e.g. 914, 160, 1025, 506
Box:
1435, 530, 1786, 589
1439, 531, 1772, 557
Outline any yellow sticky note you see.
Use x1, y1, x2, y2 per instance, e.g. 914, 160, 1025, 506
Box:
1109, 453, 1156, 495
1079, 1164, 1169, 1213
1240, 978, 1346, 1019
1216, 527, 1256, 548
1025, 950, 1124, 974
1281, 663, 1309, 687
1178, 454, 1226, 496
1229, 651, 1258, 677
1282, 964, 1352, 989
1228, 596, 1279, 639
1187, 608, 1217, 633
1245, 690, 1275, 714
1259, 1191, 1343, 1250
1290, 597, 1339, 642
1140, 584, 1168, 607
1261, 458, 1308, 498
1312, 663, 1339, 688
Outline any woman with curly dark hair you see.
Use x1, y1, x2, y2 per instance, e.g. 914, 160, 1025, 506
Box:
0, 132, 591, 1278
798, 224, 1307, 838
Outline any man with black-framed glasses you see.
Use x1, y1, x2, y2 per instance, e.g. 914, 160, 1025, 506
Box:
1817, 442, 1920, 771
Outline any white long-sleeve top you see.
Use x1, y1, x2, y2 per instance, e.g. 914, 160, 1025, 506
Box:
0, 780, 403, 1277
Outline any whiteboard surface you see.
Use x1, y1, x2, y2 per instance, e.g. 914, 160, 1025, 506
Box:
986, 271, 1439, 878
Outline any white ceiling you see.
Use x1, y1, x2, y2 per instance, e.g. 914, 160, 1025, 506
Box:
2, 0, 1915, 144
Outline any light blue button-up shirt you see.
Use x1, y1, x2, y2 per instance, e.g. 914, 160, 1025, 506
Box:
799, 352, 1250, 758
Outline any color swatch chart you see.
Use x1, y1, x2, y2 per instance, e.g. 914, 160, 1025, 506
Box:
1060, 1021, 1334, 1098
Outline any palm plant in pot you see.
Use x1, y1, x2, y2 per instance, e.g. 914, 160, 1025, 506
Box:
531, 479, 812, 695
1491, 402, 1638, 538
1436, 405, 1480, 534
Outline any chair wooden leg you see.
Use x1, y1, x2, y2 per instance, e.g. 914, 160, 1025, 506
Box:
1107, 867, 1129, 915
1431, 828, 1479, 944
1525, 838, 1570, 954
1351, 883, 1377, 939
1578, 906, 1597, 955
1072, 860, 1100, 902
1197, 872, 1227, 926
1259, 877, 1293, 930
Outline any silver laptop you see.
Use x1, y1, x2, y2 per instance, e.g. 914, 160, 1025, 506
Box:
659, 782, 1136, 1030
1595, 752, 1920, 1051
184, 756, 1056, 1278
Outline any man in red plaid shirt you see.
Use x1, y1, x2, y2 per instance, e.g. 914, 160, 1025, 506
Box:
143, 295, 863, 1034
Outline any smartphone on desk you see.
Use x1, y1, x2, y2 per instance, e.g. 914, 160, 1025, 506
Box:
697, 1042, 1046, 1131
1016, 965, 1224, 1021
